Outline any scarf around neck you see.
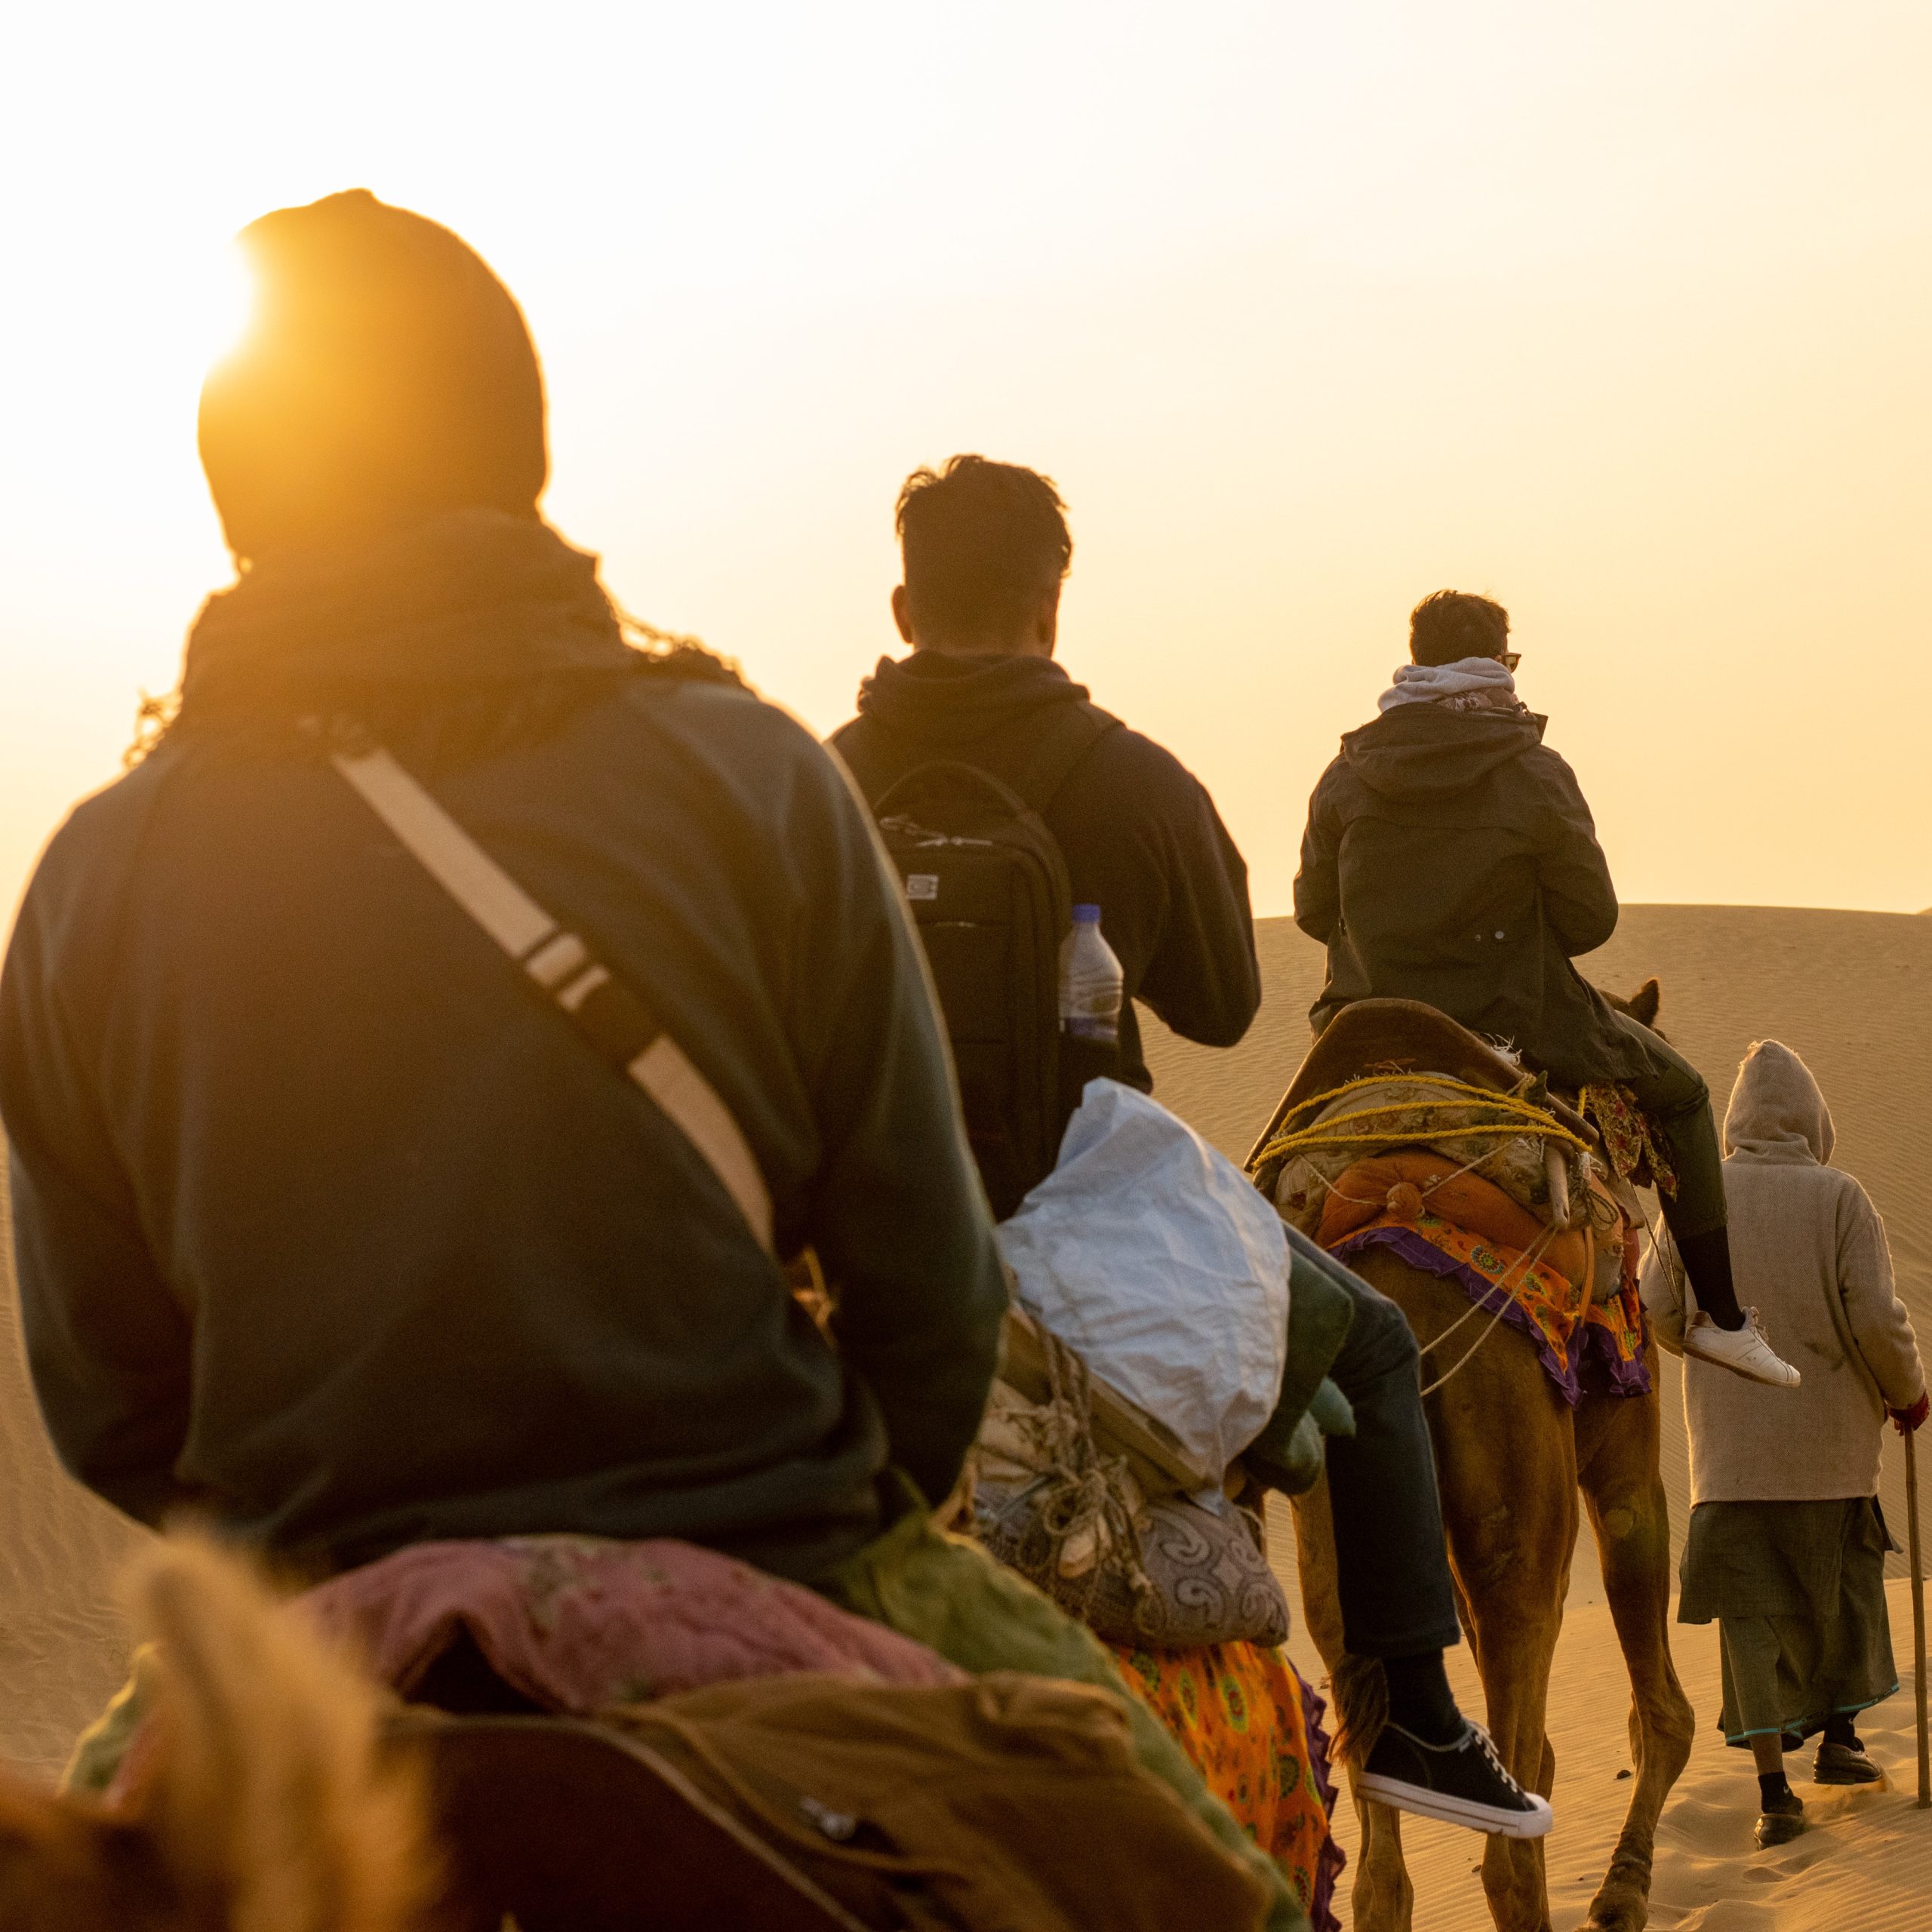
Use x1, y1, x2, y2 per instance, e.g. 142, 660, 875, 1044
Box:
1377, 656, 1526, 716
177, 509, 631, 724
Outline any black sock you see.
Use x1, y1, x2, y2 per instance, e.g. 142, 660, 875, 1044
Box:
1383, 1651, 1463, 1746
1675, 1227, 1745, 1331
1758, 1770, 1792, 1807
1825, 1712, 1859, 1748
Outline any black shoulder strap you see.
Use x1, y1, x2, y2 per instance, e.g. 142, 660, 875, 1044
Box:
1004, 704, 1123, 816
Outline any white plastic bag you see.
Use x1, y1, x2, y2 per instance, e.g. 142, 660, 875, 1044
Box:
995, 1080, 1290, 1475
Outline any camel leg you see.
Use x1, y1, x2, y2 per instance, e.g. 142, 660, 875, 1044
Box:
1349, 1251, 1578, 1932
1292, 1470, 1415, 1932
1431, 1380, 1574, 1932
1572, 1365, 1694, 1932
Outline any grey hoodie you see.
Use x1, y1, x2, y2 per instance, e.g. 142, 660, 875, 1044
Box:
1643, 1040, 1923, 1504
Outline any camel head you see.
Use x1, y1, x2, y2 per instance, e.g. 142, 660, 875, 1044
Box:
0, 1537, 432, 1932
1606, 977, 1663, 1035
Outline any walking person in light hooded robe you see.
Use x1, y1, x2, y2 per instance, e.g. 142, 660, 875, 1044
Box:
1644, 1040, 1927, 1847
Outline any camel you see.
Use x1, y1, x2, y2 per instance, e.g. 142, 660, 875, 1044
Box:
0, 1535, 430, 1932
1286, 983, 1695, 1932
0, 1540, 874, 1932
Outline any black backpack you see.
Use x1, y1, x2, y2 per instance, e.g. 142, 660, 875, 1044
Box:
857, 710, 1121, 1220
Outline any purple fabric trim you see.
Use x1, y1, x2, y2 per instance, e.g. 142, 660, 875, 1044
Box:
1577, 1315, 1653, 1398
1332, 1223, 1583, 1407
1331, 1223, 1654, 1404
1297, 1674, 1346, 1932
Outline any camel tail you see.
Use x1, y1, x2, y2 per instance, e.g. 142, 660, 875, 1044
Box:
1328, 1652, 1389, 1767
128, 1533, 433, 1932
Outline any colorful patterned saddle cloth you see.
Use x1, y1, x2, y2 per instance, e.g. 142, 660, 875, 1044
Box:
1251, 1001, 1654, 1405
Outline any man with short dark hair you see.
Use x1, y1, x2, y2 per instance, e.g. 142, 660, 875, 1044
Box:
832, 454, 1260, 1098
1296, 589, 1798, 1386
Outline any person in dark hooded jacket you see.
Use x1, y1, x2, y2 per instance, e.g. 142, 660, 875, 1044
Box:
829, 456, 1260, 1097
0, 190, 1010, 1582
1296, 591, 1798, 1389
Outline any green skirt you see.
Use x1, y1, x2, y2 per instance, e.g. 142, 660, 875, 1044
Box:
1678, 1497, 1898, 1746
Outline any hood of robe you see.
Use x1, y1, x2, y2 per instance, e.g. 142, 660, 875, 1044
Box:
1722, 1038, 1835, 1165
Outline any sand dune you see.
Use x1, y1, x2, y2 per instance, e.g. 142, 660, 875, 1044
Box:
0, 1172, 146, 1780
1146, 906, 1932, 1929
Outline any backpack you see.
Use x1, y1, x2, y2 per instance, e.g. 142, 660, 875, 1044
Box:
857, 709, 1119, 1219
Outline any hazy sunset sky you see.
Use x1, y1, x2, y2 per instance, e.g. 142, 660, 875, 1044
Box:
4, 2, 1928, 924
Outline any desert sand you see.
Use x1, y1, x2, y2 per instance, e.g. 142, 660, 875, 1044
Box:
5, 903, 1930, 1930
1272, 1566, 1932, 1932
0, 1166, 145, 1780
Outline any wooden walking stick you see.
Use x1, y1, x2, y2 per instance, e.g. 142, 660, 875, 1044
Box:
1908, 1426, 1930, 1808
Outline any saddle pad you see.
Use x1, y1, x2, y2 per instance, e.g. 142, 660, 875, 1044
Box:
302, 1536, 964, 1713
1316, 1153, 1590, 1287
1331, 1212, 1651, 1406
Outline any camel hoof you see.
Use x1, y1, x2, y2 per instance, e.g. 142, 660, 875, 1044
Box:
1580, 1901, 1646, 1932
1580, 1857, 1652, 1932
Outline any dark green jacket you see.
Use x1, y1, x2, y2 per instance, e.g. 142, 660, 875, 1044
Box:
1294, 704, 1656, 1084
0, 516, 1008, 1583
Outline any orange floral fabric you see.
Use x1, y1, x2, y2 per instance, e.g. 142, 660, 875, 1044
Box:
1108, 1639, 1342, 1930
1334, 1209, 1650, 1403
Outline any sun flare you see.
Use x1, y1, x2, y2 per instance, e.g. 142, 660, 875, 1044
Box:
189, 240, 257, 375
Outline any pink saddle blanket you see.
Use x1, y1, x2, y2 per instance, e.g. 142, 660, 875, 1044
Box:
302, 1534, 964, 1712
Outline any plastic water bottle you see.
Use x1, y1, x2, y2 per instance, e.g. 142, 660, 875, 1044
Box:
1059, 903, 1124, 1044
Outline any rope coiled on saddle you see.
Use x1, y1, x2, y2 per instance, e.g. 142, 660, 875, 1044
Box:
1251, 1072, 1592, 1173
983, 1325, 1154, 1624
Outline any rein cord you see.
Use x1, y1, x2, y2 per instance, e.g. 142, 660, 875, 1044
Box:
1254, 1073, 1592, 1173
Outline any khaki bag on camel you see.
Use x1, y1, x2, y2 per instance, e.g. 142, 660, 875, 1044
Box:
611, 1672, 1272, 1931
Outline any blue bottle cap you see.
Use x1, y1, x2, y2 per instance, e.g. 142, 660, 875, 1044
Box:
1072, 903, 1101, 923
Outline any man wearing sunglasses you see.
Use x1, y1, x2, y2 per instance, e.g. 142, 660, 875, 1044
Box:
1293, 590, 1797, 1388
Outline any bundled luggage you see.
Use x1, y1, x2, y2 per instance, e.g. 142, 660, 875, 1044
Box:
995, 1081, 1288, 1477
968, 1083, 1295, 1651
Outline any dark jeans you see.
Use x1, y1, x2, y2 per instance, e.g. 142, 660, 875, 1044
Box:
1297, 1238, 1463, 1659
1605, 1011, 1727, 1239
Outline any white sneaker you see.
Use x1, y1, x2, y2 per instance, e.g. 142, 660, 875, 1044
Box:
1682, 1309, 1801, 1388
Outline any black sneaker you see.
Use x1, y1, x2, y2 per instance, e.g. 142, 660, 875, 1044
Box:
1755, 1786, 1805, 1847
1357, 1719, 1555, 1838
1813, 1738, 1882, 1786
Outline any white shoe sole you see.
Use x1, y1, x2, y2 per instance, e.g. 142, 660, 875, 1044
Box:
1681, 1337, 1800, 1388
1356, 1770, 1555, 1838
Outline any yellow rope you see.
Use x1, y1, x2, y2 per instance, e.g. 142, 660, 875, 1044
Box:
1254, 1072, 1589, 1172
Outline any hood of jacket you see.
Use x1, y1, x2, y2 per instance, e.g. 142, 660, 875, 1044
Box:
853, 651, 1091, 748
1338, 703, 1549, 801
178, 508, 629, 722
1723, 1038, 1835, 1164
